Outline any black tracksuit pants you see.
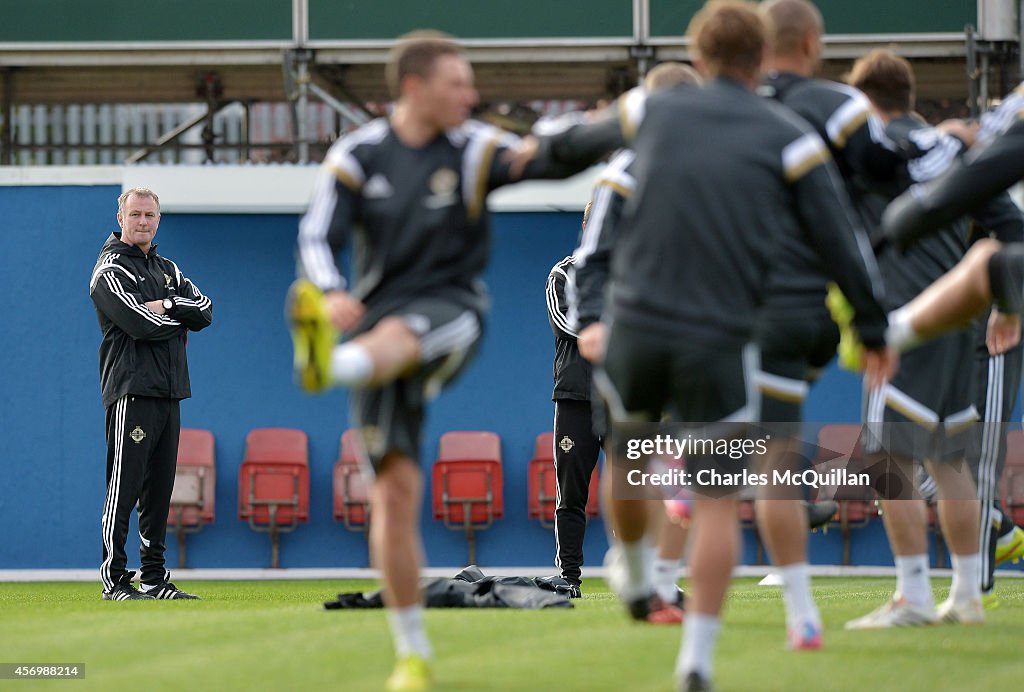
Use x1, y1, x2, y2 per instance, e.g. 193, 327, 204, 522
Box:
100, 394, 180, 590
554, 398, 602, 585
970, 324, 1023, 595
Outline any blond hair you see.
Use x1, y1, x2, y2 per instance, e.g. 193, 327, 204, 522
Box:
118, 187, 160, 216
644, 62, 704, 91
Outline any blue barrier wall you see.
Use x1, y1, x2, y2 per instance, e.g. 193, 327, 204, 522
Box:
1, 183, 1007, 573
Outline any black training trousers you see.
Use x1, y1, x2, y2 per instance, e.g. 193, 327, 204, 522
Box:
969, 319, 1023, 594
553, 398, 602, 585
100, 395, 180, 590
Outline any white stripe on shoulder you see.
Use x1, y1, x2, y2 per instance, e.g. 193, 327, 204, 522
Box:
595, 149, 636, 196
323, 118, 389, 190
825, 91, 871, 146
866, 113, 899, 151
546, 271, 577, 338
978, 83, 1024, 142
907, 128, 961, 183
619, 87, 648, 141
781, 132, 830, 181
459, 119, 520, 214
532, 111, 589, 136
574, 182, 616, 269
298, 165, 348, 291
90, 254, 137, 292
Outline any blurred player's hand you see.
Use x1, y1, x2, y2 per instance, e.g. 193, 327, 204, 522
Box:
325, 290, 365, 332
987, 309, 1021, 355
862, 346, 898, 389
145, 299, 167, 315
936, 118, 980, 147
578, 322, 609, 363
504, 135, 539, 179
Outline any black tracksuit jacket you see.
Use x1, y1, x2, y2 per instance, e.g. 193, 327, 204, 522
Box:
89, 233, 213, 408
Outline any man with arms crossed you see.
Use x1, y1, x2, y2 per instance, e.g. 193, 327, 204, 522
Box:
90, 187, 213, 601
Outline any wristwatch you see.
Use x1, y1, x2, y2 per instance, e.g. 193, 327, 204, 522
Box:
162, 297, 174, 311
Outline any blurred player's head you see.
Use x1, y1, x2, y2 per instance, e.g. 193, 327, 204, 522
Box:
387, 30, 479, 130
848, 49, 915, 115
761, 0, 824, 74
687, 0, 768, 86
643, 61, 704, 91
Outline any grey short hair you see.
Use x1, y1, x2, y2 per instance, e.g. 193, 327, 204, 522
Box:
118, 187, 161, 216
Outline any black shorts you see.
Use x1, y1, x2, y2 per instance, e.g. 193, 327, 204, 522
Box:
598, 322, 759, 425
864, 329, 978, 461
349, 297, 483, 470
597, 322, 760, 496
756, 310, 839, 424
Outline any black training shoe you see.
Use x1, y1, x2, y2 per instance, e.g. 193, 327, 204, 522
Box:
565, 581, 582, 599
626, 594, 652, 621
141, 581, 200, 600
102, 572, 154, 601
680, 671, 713, 692
805, 500, 839, 531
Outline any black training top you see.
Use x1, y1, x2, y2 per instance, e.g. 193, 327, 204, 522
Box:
538, 78, 888, 348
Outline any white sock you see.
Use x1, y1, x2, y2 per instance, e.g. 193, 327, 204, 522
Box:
677, 613, 721, 680
780, 563, 820, 629
885, 306, 924, 352
618, 539, 654, 601
386, 605, 432, 660
894, 554, 933, 609
653, 557, 682, 603
330, 342, 373, 386
950, 552, 981, 603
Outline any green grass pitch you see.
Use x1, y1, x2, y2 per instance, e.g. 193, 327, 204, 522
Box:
1, 577, 1021, 690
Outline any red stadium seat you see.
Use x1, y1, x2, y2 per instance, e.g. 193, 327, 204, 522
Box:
167, 428, 215, 568
1004, 430, 1024, 526
333, 429, 372, 533
528, 432, 600, 528
814, 424, 878, 566
238, 428, 309, 568
432, 431, 503, 565
527, 432, 557, 527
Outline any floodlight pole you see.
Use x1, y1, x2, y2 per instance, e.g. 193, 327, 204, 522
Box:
291, 0, 312, 164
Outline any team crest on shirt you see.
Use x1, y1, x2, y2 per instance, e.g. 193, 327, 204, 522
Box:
559, 436, 574, 453
163, 273, 173, 288
429, 168, 458, 195
424, 168, 459, 209
130, 426, 146, 444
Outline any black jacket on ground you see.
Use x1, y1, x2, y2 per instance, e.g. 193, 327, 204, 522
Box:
89, 232, 213, 408
324, 565, 574, 609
